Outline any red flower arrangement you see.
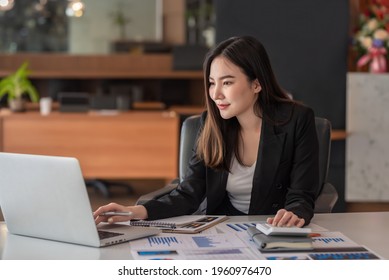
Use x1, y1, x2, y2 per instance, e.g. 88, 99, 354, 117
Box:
354, 0, 389, 73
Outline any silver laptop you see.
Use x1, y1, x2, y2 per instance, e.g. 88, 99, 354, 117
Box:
0, 152, 160, 247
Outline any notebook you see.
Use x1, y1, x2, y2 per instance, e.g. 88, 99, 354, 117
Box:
0, 152, 160, 247
247, 226, 313, 252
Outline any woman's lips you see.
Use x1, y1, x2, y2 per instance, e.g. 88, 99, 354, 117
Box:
217, 103, 230, 110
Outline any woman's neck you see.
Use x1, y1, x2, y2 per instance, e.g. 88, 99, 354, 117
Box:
237, 114, 262, 167
238, 112, 262, 134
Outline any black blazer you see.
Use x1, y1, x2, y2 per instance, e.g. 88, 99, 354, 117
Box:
144, 102, 319, 225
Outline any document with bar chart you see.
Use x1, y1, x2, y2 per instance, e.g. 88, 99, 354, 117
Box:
311, 231, 361, 249
128, 233, 262, 260
261, 231, 383, 260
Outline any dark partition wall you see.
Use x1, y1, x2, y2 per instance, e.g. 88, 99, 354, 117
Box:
214, 0, 349, 212
214, 0, 349, 129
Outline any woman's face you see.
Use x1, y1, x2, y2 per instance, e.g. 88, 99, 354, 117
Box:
209, 56, 261, 120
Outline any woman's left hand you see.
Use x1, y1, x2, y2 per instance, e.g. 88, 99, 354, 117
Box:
266, 209, 305, 227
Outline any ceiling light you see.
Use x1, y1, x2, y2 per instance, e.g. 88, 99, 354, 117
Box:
66, 0, 85, 18
0, 0, 14, 11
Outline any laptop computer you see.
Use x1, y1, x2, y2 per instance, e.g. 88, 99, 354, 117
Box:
0, 152, 160, 247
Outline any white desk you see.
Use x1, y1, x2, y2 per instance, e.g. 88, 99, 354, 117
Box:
1, 212, 389, 260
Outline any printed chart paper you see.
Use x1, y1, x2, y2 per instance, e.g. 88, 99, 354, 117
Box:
129, 233, 261, 260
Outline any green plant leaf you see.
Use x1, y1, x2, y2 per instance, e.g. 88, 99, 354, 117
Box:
0, 61, 39, 104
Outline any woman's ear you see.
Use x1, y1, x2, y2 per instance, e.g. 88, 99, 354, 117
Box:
252, 79, 262, 93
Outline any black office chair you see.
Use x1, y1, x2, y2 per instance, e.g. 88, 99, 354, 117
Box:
136, 115, 338, 213
314, 117, 338, 213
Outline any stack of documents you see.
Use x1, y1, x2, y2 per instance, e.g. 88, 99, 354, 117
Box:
130, 215, 228, 234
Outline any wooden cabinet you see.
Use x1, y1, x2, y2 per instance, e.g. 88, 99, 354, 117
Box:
0, 111, 180, 181
0, 53, 205, 107
0, 53, 204, 182
0, 53, 203, 78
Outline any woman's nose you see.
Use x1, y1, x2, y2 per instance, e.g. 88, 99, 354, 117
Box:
210, 84, 223, 100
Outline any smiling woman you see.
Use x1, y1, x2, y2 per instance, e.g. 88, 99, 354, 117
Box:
94, 36, 320, 229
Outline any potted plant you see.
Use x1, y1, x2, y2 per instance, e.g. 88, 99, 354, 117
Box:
0, 62, 39, 112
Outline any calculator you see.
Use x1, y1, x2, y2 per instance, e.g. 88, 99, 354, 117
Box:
256, 222, 312, 236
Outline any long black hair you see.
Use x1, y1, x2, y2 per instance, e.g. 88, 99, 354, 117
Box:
197, 36, 294, 171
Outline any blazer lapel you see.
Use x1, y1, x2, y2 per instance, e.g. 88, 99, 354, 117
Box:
249, 119, 286, 214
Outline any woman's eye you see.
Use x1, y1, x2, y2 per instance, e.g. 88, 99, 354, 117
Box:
209, 82, 215, 86
223, 81, 232, 85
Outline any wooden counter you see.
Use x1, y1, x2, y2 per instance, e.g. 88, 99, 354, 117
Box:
331, 129, 347, 141
0, 53, 203, 79
0, 111, 179, 180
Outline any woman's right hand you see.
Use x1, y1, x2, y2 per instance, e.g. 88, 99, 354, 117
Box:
93, 203, 148, 225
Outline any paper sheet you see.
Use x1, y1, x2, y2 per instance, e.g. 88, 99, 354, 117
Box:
312, 231, 361, 248
130, 247, 262, 260
129, 232, 262, 260
129, 233, 245, 250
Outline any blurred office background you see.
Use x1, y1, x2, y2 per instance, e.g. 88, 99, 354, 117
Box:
1, 0, 388, 221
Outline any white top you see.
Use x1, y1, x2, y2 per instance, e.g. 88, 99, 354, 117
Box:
226, 157, 256, 214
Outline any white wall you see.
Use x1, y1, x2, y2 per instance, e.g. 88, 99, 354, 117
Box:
346, 73, 389, 201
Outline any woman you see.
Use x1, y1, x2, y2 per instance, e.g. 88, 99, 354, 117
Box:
94, 36, 319, 227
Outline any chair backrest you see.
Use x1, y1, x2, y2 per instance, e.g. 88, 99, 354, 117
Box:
178, 115, 337, 212
179, 115, 201, 182
315, 117, 331, 197
314, 117, 338, 213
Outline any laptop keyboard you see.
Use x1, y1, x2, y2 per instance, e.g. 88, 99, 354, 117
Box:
98, 230, 124, 240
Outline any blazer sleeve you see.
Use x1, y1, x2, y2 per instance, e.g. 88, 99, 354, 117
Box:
284, 105, 319, 225
142, 112, 208, 220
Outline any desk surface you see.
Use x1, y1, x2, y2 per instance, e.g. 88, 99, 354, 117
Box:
1, 212, 388, 260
